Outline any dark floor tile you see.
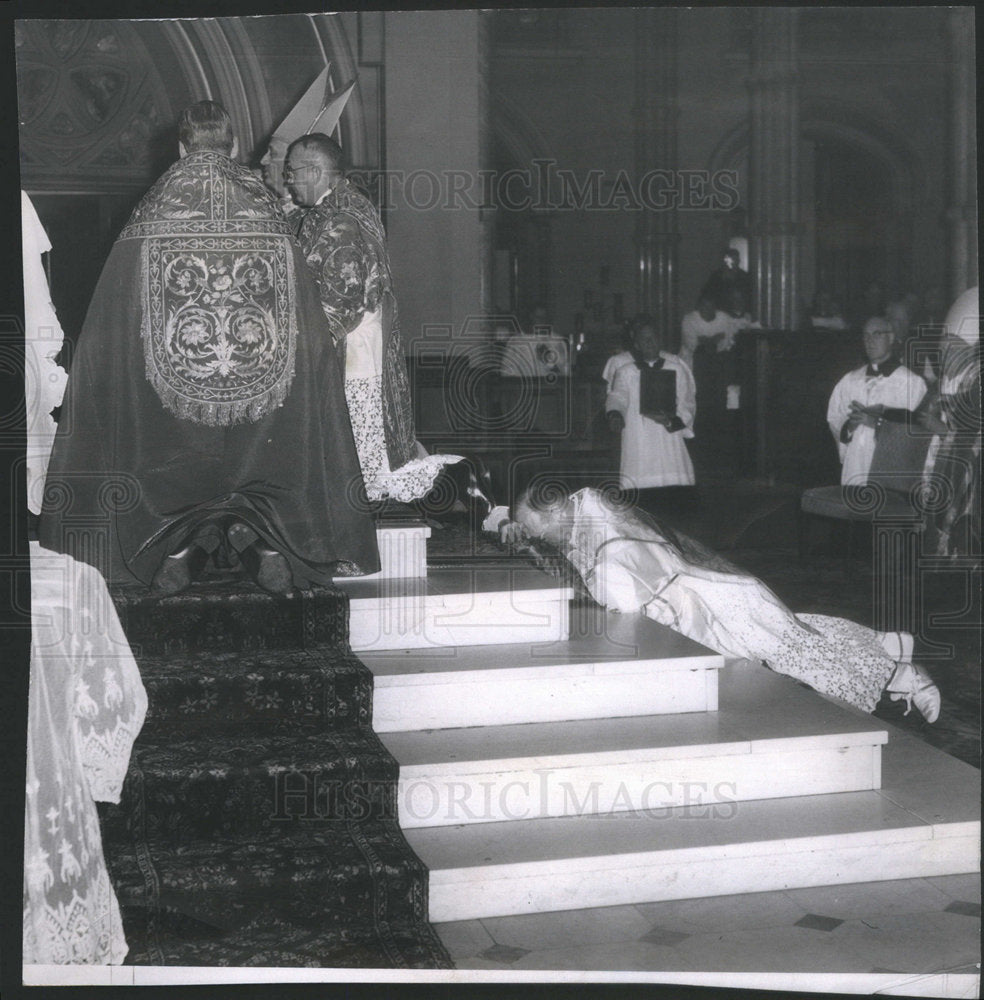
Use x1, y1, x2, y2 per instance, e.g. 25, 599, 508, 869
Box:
795, 913, 845, 932
639, 927, 691, 947
480, 943, 531, 964
944, 900, 982, 918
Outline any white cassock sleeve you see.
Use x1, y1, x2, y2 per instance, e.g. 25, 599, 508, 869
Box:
826, 369, 857, 463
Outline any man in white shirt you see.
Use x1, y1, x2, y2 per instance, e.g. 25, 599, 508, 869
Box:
678, 294, 739, 368
606, 316, 696, 497
827, 317, 927, 485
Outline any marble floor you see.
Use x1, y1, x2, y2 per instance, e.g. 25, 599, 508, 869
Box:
435, 874, 981, 981
425, 478, 980, 987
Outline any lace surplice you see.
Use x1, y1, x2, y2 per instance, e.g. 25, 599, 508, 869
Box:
24, 543, 148, 965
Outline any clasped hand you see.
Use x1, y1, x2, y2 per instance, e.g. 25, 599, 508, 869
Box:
499, 519, 527, 546
847, 400, 884, 429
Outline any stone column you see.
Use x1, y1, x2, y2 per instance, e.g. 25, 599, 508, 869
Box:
634, 6, 679, 335
385, 11, 484, 347
946, 7, 977, 301
747, 9, 799, 330
478, 10, 495, 316
531, 210, 553, 313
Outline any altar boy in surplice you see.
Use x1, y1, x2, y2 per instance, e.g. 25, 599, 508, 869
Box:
605, 315, 696, 516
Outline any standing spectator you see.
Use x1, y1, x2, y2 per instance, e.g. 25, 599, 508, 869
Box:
886, 291, 921, 354
679, 294, 739, 369
601, 323, 634, 392
700, 248, 752, 318
606, 315, 696, 509
827, 317, 927, 485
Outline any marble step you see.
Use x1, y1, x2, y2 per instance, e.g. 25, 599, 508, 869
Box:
359, 608, 724, 731
407, 721, 981, 922
380, 661, 889, 828
333, 521, 431, 582
335, 566, 575, 652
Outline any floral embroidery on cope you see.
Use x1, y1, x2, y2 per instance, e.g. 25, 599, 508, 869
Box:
142, 237, 297, 426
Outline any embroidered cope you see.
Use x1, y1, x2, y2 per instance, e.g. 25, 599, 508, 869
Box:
122, 153, 299, 426
41, 151, 380, 584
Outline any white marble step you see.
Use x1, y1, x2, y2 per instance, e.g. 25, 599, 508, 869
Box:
360, 608, 723, 730
380, 661, 888, 827
408, 719, 981, 922
336, 566, 574, 651
333, 522, 430, 581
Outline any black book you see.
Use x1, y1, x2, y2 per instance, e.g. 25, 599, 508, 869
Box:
640, 366, 677, 421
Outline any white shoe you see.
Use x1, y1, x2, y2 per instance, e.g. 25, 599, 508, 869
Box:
886, 661, 941, 724
876, 630, 914, 662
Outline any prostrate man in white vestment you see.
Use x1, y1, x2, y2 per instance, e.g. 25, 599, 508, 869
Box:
827, 316, 927, 486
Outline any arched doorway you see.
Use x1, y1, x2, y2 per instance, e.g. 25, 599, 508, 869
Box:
708, 108, 919, 328
16, 15, 366, 346
809, 134, 910, 324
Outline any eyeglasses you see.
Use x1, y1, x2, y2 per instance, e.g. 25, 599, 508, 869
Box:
283, 162, 318, 182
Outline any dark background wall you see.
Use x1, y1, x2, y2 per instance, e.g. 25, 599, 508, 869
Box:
15, 9, 971, 491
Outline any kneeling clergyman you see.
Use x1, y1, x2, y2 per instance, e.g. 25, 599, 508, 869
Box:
41, 101, 380, 593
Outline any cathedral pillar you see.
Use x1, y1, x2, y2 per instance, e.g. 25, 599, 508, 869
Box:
531, 210, 553, 312
634, 7, 679, 335
385, 11, 485, 348
478, 10, 495, 316
946, 7, 977, 301
747, 9, 799, 329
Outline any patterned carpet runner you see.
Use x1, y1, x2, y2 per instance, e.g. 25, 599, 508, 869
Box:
98, 579, 453, 968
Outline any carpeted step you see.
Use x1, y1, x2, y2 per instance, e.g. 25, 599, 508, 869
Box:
111, 581, 350, 657
120, 908, 452, 969
106, 824, 452, 968
100, 730, 401, 845
136, 648, 373, 737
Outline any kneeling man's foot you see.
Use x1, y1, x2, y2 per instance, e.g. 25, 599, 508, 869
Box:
252, 547, 293, 594
227, 521, 293, 594
151, 542, 211, 595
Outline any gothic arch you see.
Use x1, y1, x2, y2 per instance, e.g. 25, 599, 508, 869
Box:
307, 14, 369, 169
707, 101, 923, 216
16, 19, 177, 192
17, 15, 369, 192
